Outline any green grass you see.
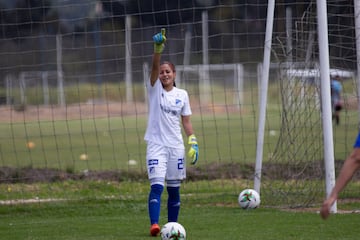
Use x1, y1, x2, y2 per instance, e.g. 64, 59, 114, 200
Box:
1, 80, 360, 239
2, 203, 360, 240
0, 113, 267, 170
0, 80, 358, 171
0, 180, 360, 240
0, 109, 357, 171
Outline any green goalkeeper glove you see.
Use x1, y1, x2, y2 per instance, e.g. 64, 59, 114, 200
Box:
187, 134, 199, 165
153, 28, 166, 53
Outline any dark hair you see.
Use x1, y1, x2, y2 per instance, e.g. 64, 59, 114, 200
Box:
161, 61, 176, 72
161, 61, 176, 86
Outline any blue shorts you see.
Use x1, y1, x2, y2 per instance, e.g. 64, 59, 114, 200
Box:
354, 132, 360, 148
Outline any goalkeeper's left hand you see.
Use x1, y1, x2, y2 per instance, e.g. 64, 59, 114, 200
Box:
187, 134, 199, 165
153, 28, 166, 54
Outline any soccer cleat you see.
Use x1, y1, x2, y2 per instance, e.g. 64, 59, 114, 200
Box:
150, 223, 160, 236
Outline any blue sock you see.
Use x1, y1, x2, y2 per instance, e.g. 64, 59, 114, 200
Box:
167, 186, 180, 222
148, 184, 164, 225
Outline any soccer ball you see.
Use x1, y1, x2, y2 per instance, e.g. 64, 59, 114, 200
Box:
160, 222, 186, 240
238, 188, 260, 209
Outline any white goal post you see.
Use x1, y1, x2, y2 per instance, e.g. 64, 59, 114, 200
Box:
254, 0, 360, 210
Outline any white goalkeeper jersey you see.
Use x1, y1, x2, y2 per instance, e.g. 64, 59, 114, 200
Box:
144, 79, 192, 149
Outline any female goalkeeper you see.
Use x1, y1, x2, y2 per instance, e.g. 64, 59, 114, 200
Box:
144, 29, 199, 236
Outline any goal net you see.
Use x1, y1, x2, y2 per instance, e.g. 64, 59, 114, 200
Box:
259, 1, 359, 207
0, 1, 358, 209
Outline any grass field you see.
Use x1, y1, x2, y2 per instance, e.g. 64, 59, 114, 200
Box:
0, 108, 357, 171
0, 80, 357, 171
1, 80, 360, 239
1, 180, 360, 240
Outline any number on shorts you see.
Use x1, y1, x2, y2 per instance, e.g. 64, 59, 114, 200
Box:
177, 158, 184, 169
148, 159, 158, 166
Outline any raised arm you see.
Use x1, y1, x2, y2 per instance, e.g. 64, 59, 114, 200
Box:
150, 29, 166, 86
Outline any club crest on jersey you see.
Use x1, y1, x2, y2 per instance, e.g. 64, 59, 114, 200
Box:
176, 99, 181, 105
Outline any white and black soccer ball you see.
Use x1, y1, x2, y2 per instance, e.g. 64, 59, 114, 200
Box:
238, 188, 261, 209
160, 222, 186, 240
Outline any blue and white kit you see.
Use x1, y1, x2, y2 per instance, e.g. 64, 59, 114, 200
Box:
144, 79, 192, 186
